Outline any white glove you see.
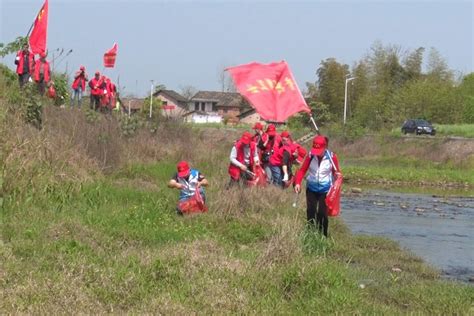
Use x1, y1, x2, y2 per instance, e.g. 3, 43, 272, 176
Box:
282, 174, 289, 182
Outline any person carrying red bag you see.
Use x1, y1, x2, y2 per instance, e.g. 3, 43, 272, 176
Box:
294, 135, 341, 237
168, 161, 208, 215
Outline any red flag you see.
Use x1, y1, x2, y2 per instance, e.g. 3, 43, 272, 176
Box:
29, 0, 49, 54
227, 61, 310, 122
103, 43, 118, 68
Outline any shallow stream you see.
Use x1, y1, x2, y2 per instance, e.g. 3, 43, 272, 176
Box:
341, 189, 474, 283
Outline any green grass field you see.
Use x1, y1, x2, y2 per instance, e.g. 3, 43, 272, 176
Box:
1, 161, 473, 313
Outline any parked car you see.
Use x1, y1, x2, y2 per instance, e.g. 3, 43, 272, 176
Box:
401, 119, 436, 135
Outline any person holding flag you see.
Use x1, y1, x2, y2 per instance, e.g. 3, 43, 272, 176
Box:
33, 52, 50, 95
15, 43, 35, 88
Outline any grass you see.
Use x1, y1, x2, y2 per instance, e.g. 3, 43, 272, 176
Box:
1, 160, 473, 313
1, 81, 473, 312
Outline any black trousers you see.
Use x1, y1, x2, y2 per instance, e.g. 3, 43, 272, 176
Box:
306, 189, 328, 237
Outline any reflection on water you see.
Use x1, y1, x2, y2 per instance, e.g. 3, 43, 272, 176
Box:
341, 189, 474, 283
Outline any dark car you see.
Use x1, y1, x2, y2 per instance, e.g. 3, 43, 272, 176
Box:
401, 119, 436, 135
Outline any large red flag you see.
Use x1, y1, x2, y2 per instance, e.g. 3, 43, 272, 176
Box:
103, 43, 118, 68
29, 0, 49, 54
227, 61, 310, 122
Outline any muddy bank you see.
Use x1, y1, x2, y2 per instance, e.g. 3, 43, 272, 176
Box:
341, 189, 474, 283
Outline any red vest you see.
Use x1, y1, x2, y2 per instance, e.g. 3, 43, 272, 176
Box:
72, 71, 88, 90
269, 142, 293, 166
88, 77, 103, 96
33, 60, 50, 82
15, 50, 35, 75
228, 140, 256, 180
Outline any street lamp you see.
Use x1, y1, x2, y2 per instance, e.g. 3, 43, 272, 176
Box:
149, 80, 154, 119
344, 76, 355, 125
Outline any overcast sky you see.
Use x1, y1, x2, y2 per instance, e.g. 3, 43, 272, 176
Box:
1, 0, 473, 97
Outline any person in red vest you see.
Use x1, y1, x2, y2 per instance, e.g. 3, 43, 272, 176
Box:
70, 66, 88, 107
14, 43, 35, 88
294, 135, 341, 237
33, 52, 50, 95
252, 122, 268, 160
88, 72, 103, 110
99, 75, 110, 111
262, 124, 281, 183
227, 131, 260, 188
105, 78, 117, 110
268, 130, 294, 187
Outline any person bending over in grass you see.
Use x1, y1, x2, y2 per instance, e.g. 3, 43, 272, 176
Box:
168, 161, 208, 215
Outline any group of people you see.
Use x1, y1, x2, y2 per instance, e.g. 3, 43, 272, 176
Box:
169, 124, 342, 237
71, 67, 118, 112
15, 44, 51, 95
15, 44, 119, 112
228, 122, 307, 188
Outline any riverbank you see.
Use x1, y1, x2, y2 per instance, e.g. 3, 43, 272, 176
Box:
1, 108, 473, 313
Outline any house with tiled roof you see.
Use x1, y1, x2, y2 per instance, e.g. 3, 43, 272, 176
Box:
153, 89, 189, 118
189, 91, 251, 123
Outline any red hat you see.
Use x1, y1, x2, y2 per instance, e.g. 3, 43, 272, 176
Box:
311, 135, 327, 156
280, 130, 291, 139
253, 122, 264, 131
80, 66, 85, 70
40, 52, 47, 58
266, 124, 276, 136
176, 161, 190, 178
240, 131, 253, 144
95, 71, 100, 76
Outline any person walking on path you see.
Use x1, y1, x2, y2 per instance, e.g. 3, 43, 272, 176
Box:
70, 66, 88, 107
294, 135, 341, 237
268, 130, 294, 187
14, 43, 35, 88
228, 131, 260, 188
168, 161, 208, 215
33, 52, 50, 95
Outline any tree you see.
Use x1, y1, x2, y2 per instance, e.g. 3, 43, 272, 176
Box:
403, 47, 425, 81
316, 58, 349, 119
458, 73, 474, 123
426, 47, 453, 82
217, 65, 236, 92
179, 85, 197, 100
0, 36, 27, 57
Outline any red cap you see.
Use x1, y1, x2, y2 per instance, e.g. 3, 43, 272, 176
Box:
80, 66, 85, 70
266, 124, 276, 136
280, 130, 291, 138
40, 52, 47, 58
311, 135, 327, 156
240, 131, 253, 144
253, 122, 264, 130
176, 161, 190, 177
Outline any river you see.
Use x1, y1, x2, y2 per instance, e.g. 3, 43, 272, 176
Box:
341, 189, 474, 283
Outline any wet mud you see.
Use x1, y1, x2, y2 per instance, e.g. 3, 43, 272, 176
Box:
341, 189, 474, 283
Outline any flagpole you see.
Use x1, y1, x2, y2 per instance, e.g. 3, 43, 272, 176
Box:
309, 114, 321, 135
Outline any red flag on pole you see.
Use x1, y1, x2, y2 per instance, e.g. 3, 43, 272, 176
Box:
29, 0, 49, 54
226, 61, 310, 122
103, 43, 118, 68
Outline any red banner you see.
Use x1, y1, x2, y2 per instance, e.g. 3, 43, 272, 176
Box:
226, 61, 310, 122
103, 43, 118, 68
29, 0, 48, 54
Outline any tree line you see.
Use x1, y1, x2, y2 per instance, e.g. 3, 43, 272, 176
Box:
304, 41, 474, 130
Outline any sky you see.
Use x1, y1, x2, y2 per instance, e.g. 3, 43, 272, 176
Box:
1, 0, 473, 97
